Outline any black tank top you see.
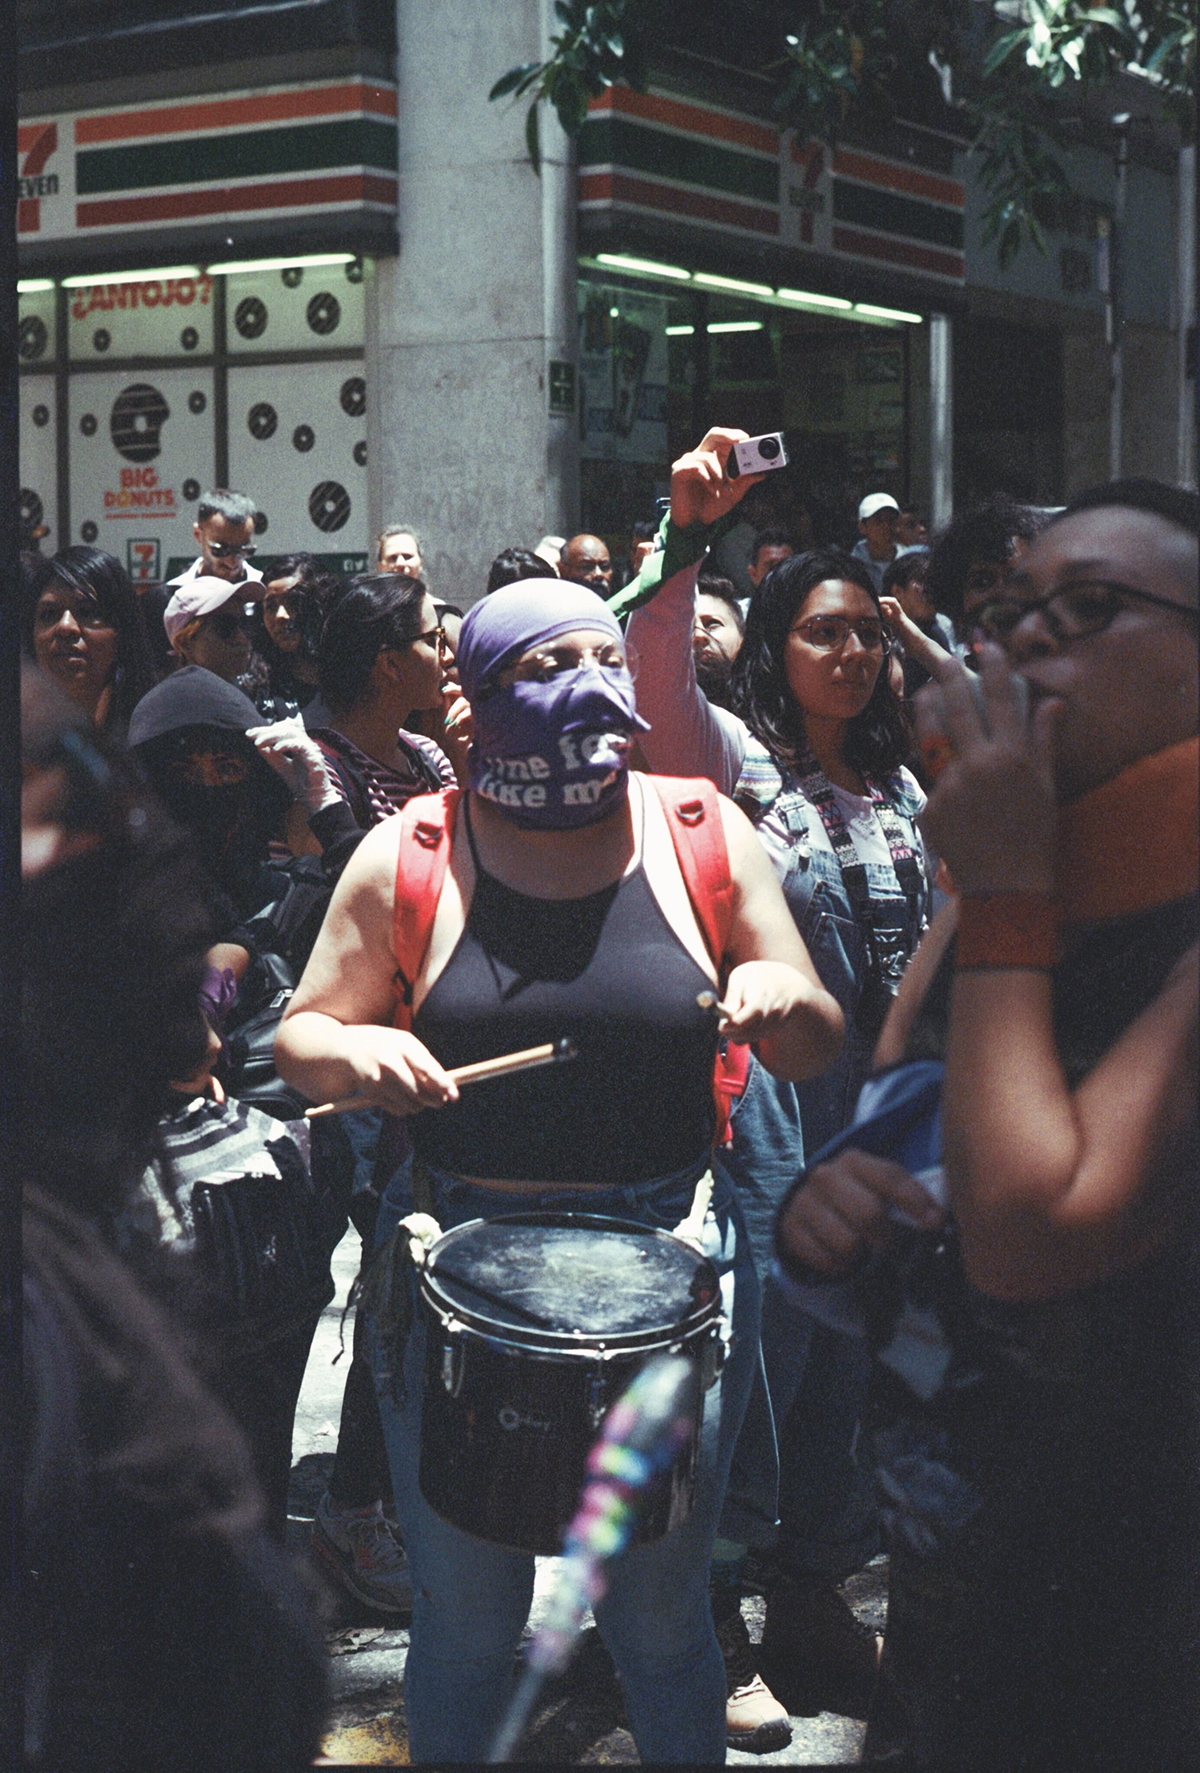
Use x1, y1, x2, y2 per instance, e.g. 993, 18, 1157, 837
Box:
412, 803, 718, 1184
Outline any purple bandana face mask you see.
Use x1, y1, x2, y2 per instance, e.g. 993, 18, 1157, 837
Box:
468, 662, 650, 829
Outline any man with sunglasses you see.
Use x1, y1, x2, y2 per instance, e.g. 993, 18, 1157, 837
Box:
169, 488, 264, 593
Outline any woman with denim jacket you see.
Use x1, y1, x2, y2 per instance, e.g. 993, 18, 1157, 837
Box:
626, 429, 939, 1727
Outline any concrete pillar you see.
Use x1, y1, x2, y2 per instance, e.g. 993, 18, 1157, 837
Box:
368, 0, 580, 606
929, 313, 953, 528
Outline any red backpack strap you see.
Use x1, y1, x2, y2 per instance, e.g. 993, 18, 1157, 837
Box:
391, 788, 462, 1030
649, 776, 745, 1147
649, 776, 734, 973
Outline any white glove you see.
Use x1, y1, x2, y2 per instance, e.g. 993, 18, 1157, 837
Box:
247, 718, 342, 813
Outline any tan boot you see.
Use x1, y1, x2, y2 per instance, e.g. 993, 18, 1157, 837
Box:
713, 1592, 793, 1754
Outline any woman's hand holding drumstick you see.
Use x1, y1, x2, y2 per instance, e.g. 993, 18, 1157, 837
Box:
306, 1036, 578, 1118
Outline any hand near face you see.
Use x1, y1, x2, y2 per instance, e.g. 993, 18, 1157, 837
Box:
914, 647, 1062, 898
670, 429, 765, 529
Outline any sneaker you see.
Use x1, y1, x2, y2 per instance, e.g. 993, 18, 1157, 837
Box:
311, 1493, 413, 1613
757, 1571, 882, 1717
713, 1589, 793, 1754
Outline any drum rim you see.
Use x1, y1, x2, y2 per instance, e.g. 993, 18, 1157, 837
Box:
419, 1211, 722, 1351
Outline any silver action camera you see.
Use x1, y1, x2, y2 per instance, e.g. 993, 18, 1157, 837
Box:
727, 432, 790, 478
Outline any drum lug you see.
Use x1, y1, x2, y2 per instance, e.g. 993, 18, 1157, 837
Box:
441, 1329, 466, 1398
587, 1372, 607, 1429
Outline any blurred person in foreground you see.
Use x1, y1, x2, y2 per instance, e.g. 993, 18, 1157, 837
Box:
777, 480, 1200, 1769
24, 544, 157, 738
17, 669, 326, 1772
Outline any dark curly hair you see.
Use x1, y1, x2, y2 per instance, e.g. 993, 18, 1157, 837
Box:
730, 548, 911, 781
250, 553, 346, 674
925, 498, 1051, 635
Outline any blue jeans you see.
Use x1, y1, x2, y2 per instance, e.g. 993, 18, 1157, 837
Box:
368, 1155, 759, 1764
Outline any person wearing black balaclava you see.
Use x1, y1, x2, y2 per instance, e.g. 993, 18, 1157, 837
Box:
128, 666, 362, 929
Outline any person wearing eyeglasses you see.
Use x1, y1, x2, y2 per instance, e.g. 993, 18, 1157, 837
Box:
776, 480, 1199, 1770
625, 429, 950, 1743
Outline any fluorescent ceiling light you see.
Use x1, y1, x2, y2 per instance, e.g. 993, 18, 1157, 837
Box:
854, 302, 923, 324
776, 288, 853, 310
665, 324, 695, 336
595, 252, 691, 281
207, 252, 357, 275
693, 272, 774, 297
18, 278, 55, 294
61, 265, 200, 287
707, 320, 764, 334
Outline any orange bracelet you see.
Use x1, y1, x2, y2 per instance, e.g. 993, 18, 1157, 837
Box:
955, 893, 1061, 970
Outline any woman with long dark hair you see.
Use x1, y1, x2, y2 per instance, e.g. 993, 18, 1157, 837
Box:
248, 553, 341, 720
627, 428, 936, 1738
24, 545, 158, 737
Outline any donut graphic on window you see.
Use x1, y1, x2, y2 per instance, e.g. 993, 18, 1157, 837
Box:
309, 481, 351, 533
110, 383, 170, 463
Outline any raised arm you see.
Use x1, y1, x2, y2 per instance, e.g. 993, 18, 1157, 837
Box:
627, 427, 764, 793
717, 794, 845, 1081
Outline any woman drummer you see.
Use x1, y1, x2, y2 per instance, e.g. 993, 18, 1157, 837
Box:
276, 580, 843, 1763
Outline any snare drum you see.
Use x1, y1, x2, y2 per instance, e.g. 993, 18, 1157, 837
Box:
417, 1212, 725, 1554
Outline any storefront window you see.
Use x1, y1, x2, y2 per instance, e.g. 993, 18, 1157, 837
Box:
579, 265, 917, 565
19, 258, 371, 578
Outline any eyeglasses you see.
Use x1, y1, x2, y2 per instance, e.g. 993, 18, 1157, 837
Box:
412, 626, 446, 651
790, 615, 890, 653
206, 540, 257, 560
208, 609, 250, 641
975, 580, 1200, 647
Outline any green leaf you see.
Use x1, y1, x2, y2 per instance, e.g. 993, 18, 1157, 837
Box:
489, 62, 540, 101
526, 101, 542, 174
982, 30, 1028, 74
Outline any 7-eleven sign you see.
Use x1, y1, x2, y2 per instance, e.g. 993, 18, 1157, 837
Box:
779, 133, 832, 254
18, 119, 69, 236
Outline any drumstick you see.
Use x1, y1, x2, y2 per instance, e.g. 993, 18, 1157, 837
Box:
696, 989, 734, 1020
304, 1036, 578, 1118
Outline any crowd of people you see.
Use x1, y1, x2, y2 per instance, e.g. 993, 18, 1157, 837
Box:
17, 435, 1198, 1769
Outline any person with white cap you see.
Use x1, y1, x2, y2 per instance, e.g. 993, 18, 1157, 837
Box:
851, 492, 903, 592
163, 577, 256, 684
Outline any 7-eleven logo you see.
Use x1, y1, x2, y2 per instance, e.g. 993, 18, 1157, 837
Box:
18, 122, 59, 233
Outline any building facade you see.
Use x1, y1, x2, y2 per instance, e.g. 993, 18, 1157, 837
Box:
17, 0, 1194, 602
